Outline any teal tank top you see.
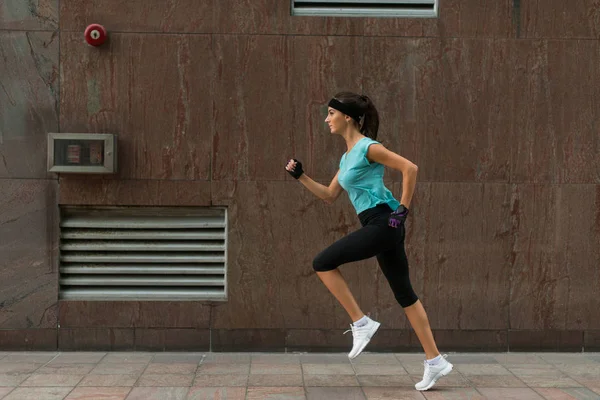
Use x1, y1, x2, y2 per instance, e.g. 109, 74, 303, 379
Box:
337, 137, 400, 215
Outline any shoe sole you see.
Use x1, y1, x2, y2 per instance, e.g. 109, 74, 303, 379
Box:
348, 321, 381, 359
416, 362, 453, 391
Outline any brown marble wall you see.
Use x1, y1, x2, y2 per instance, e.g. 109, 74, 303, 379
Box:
0, 0, 60, 349
0, 180, 59, 349
1, 0, 599, 351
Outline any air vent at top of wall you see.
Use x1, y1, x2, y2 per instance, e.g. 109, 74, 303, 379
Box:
59, 207, 227, 302
292, 0, 437, 18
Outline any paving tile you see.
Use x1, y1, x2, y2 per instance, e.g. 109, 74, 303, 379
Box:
299, 354, 351, 364
50, 353, 107, 364
464, 374, 529, 387
250, 364, 302, 375
504, 363, 559, 374
408, 374, 472, 388
507, 367, 567, 378
306, 387, 365, 400
248, 374, 304, 387
456, 364, 512, 375
395, 354, 428, 364
520, 375, 583, 388
585, 355, 600, 363
402, 362, 430, 375
192, 374, 248, 387
442, 354, 499, 364
0, 374, 30, 386
144, 363, 198, 375
36, 363, 96, 375
252, 354, 301, 365
151, 353, 205, 364
350, 354, 401, 365
100, 353, 153, 364
494, 353, 548, 364
20, 374, 84, 387
555, 364, 600, 376
422, 387, 486, 400
247, 386, 306, 400
303, 374, 359, 387
0, 363, 43, 374
202, 354, 252, 364
77, 374, 139, 387
569, 375, 600, 387
2, 351, 599, 400
476, 388, 545, 399
353, 364, 407, 375
2, 387, 72, 400
362, 387, 424, 400
64, 387, 132, 400
1, 353, 58, 364
533, 387, 600, 400
136, 374, 194, 387
197, 363, 250, 375
185, 387, 247, 400
357, 375, 414, 387
539, 354, 596, 364
89, 363, 148, 376
302, 364, 355, 375
125, 387, 188, 400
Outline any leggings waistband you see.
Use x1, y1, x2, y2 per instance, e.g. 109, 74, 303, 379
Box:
358, 203, 394, 226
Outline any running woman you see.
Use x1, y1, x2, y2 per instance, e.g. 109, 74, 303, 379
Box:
285, 92, 452, 391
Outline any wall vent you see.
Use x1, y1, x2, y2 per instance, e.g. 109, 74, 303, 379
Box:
292, 0, 437, 17
59, 207, 227, 301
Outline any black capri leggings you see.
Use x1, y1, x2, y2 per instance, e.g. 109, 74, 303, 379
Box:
313, 203, 419, 308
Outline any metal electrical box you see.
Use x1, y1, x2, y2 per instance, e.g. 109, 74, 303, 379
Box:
47, 133, 117, 174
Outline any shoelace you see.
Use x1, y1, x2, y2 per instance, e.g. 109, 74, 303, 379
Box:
343, 324, 368, 339
343, 324, 356, 336
422, 361, 435, 379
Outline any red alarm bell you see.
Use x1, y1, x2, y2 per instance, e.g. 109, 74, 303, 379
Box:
84, 24, 107, 46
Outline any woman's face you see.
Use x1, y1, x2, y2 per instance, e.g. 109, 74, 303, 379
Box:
325, 107, 348, 134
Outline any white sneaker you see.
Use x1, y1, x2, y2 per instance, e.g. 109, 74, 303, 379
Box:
415, 354, 453, 391
344, 317, 381, 359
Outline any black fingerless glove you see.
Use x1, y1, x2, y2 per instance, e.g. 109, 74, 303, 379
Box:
286, 159, 304, 179
389, 205, 409, 228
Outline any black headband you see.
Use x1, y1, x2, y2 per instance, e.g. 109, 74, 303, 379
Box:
328, 98, 363, 123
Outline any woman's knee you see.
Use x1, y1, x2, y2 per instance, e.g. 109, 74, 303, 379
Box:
312, 252, 336, 272
397, 291, 419, 308
389, 279, 419, 308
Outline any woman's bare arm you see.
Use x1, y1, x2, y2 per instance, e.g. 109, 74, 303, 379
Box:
298, 171, 344, 204
286, 159, 344, 204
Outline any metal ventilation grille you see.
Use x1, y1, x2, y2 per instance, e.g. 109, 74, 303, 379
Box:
292, 0, 437, 17
59, 207, 227, 301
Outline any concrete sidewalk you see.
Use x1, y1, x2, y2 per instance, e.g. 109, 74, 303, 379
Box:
0, 352, 598, 399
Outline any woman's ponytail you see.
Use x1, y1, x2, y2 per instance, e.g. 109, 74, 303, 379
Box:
359, 95, 379, 140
